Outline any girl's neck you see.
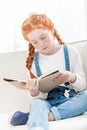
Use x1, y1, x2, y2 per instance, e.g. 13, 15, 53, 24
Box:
47, 44, 62, 55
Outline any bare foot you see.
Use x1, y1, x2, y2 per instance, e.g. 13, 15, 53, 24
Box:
48, 112, 55, 121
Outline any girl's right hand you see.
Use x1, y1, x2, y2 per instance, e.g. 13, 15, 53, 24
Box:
26, 78, 40, 96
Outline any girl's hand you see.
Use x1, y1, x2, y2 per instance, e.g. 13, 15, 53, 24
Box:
26, 78, 41, 96
53, 70, 77, 84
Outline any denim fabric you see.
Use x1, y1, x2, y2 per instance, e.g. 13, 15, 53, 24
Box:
47, 86, 76, 106
28, 90, 87, 130
34, 52, 42, 77
28, 99, 51, 130
53, 90, 87, 120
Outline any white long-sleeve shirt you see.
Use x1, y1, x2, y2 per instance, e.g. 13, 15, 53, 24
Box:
29, 44, 86, 99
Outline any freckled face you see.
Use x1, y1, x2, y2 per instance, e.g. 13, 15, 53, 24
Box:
27, 29, 55, 55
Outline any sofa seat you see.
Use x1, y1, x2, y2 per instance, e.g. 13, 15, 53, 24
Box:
0, 112, 87, 130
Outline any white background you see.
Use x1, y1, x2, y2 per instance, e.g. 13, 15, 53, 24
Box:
0, 0, 87, 53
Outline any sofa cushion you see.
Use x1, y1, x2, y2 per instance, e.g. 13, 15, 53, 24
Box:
0, 112, 87, 130
71, 41, 87, 85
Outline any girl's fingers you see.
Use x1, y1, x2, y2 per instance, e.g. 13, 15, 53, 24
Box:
27, 78, 39, 89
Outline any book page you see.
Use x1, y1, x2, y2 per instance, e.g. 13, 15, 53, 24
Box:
3, 78, 26, 89
39, 70, 62, 92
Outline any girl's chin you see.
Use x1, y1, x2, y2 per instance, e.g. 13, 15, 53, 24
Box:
40, 51, 50, 55
40, 49, 49, 54
40, 50, 48, 55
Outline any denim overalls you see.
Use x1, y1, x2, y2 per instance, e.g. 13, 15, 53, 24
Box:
10, 45, 87, 130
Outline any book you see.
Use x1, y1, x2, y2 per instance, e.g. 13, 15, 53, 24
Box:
3, 78, 26, 89
3, 70, 62, 92
39, 70, 62, 92
3, 78, 26, 83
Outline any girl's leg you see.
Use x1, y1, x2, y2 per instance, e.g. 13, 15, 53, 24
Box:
51, 90, 87, 120
28, 99, 51, 130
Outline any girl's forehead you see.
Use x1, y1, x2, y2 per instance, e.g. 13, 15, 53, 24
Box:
27, 29, 49, 39
30, 29, 49, 34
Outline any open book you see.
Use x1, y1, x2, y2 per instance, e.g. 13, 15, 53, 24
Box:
39, 70, 62, 92
3, 70, 62, 92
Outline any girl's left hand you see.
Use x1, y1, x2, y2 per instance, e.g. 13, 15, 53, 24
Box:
53, 70, 77, 84
26, 77, 41, 96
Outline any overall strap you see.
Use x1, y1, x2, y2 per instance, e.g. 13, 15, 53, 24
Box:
63, 44, 70, 86
63, 45, 70, 71
34, 52, 42, 77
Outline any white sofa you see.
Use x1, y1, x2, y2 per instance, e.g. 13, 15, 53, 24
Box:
0, 40, 87, 130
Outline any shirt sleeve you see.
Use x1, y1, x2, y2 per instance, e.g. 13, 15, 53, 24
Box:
68, 45, 86, 91
29, 91, 48, 100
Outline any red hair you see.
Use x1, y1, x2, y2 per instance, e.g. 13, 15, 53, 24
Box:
21, 13, 64, 78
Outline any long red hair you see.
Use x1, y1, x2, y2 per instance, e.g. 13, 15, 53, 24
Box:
21, 13, 64, 78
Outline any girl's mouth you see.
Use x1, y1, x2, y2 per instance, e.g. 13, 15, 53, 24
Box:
42, 47, 47, 50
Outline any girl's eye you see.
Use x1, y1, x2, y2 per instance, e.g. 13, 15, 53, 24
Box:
41, 35, 46, 40
33, 41, 38, 44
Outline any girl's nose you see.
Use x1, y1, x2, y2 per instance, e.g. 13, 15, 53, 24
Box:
38, 40, 44, 47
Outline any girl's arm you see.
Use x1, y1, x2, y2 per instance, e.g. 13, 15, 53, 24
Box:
69, 46, 86, 91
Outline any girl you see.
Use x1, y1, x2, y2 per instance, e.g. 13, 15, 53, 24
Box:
10, 13, 87, 130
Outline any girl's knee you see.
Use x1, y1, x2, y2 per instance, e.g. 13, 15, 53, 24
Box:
31, 99, 44, 105
77, 90, 87, 104
83, 90, 87, 97
30, 99, 48, 109
79, 90, 87, 96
